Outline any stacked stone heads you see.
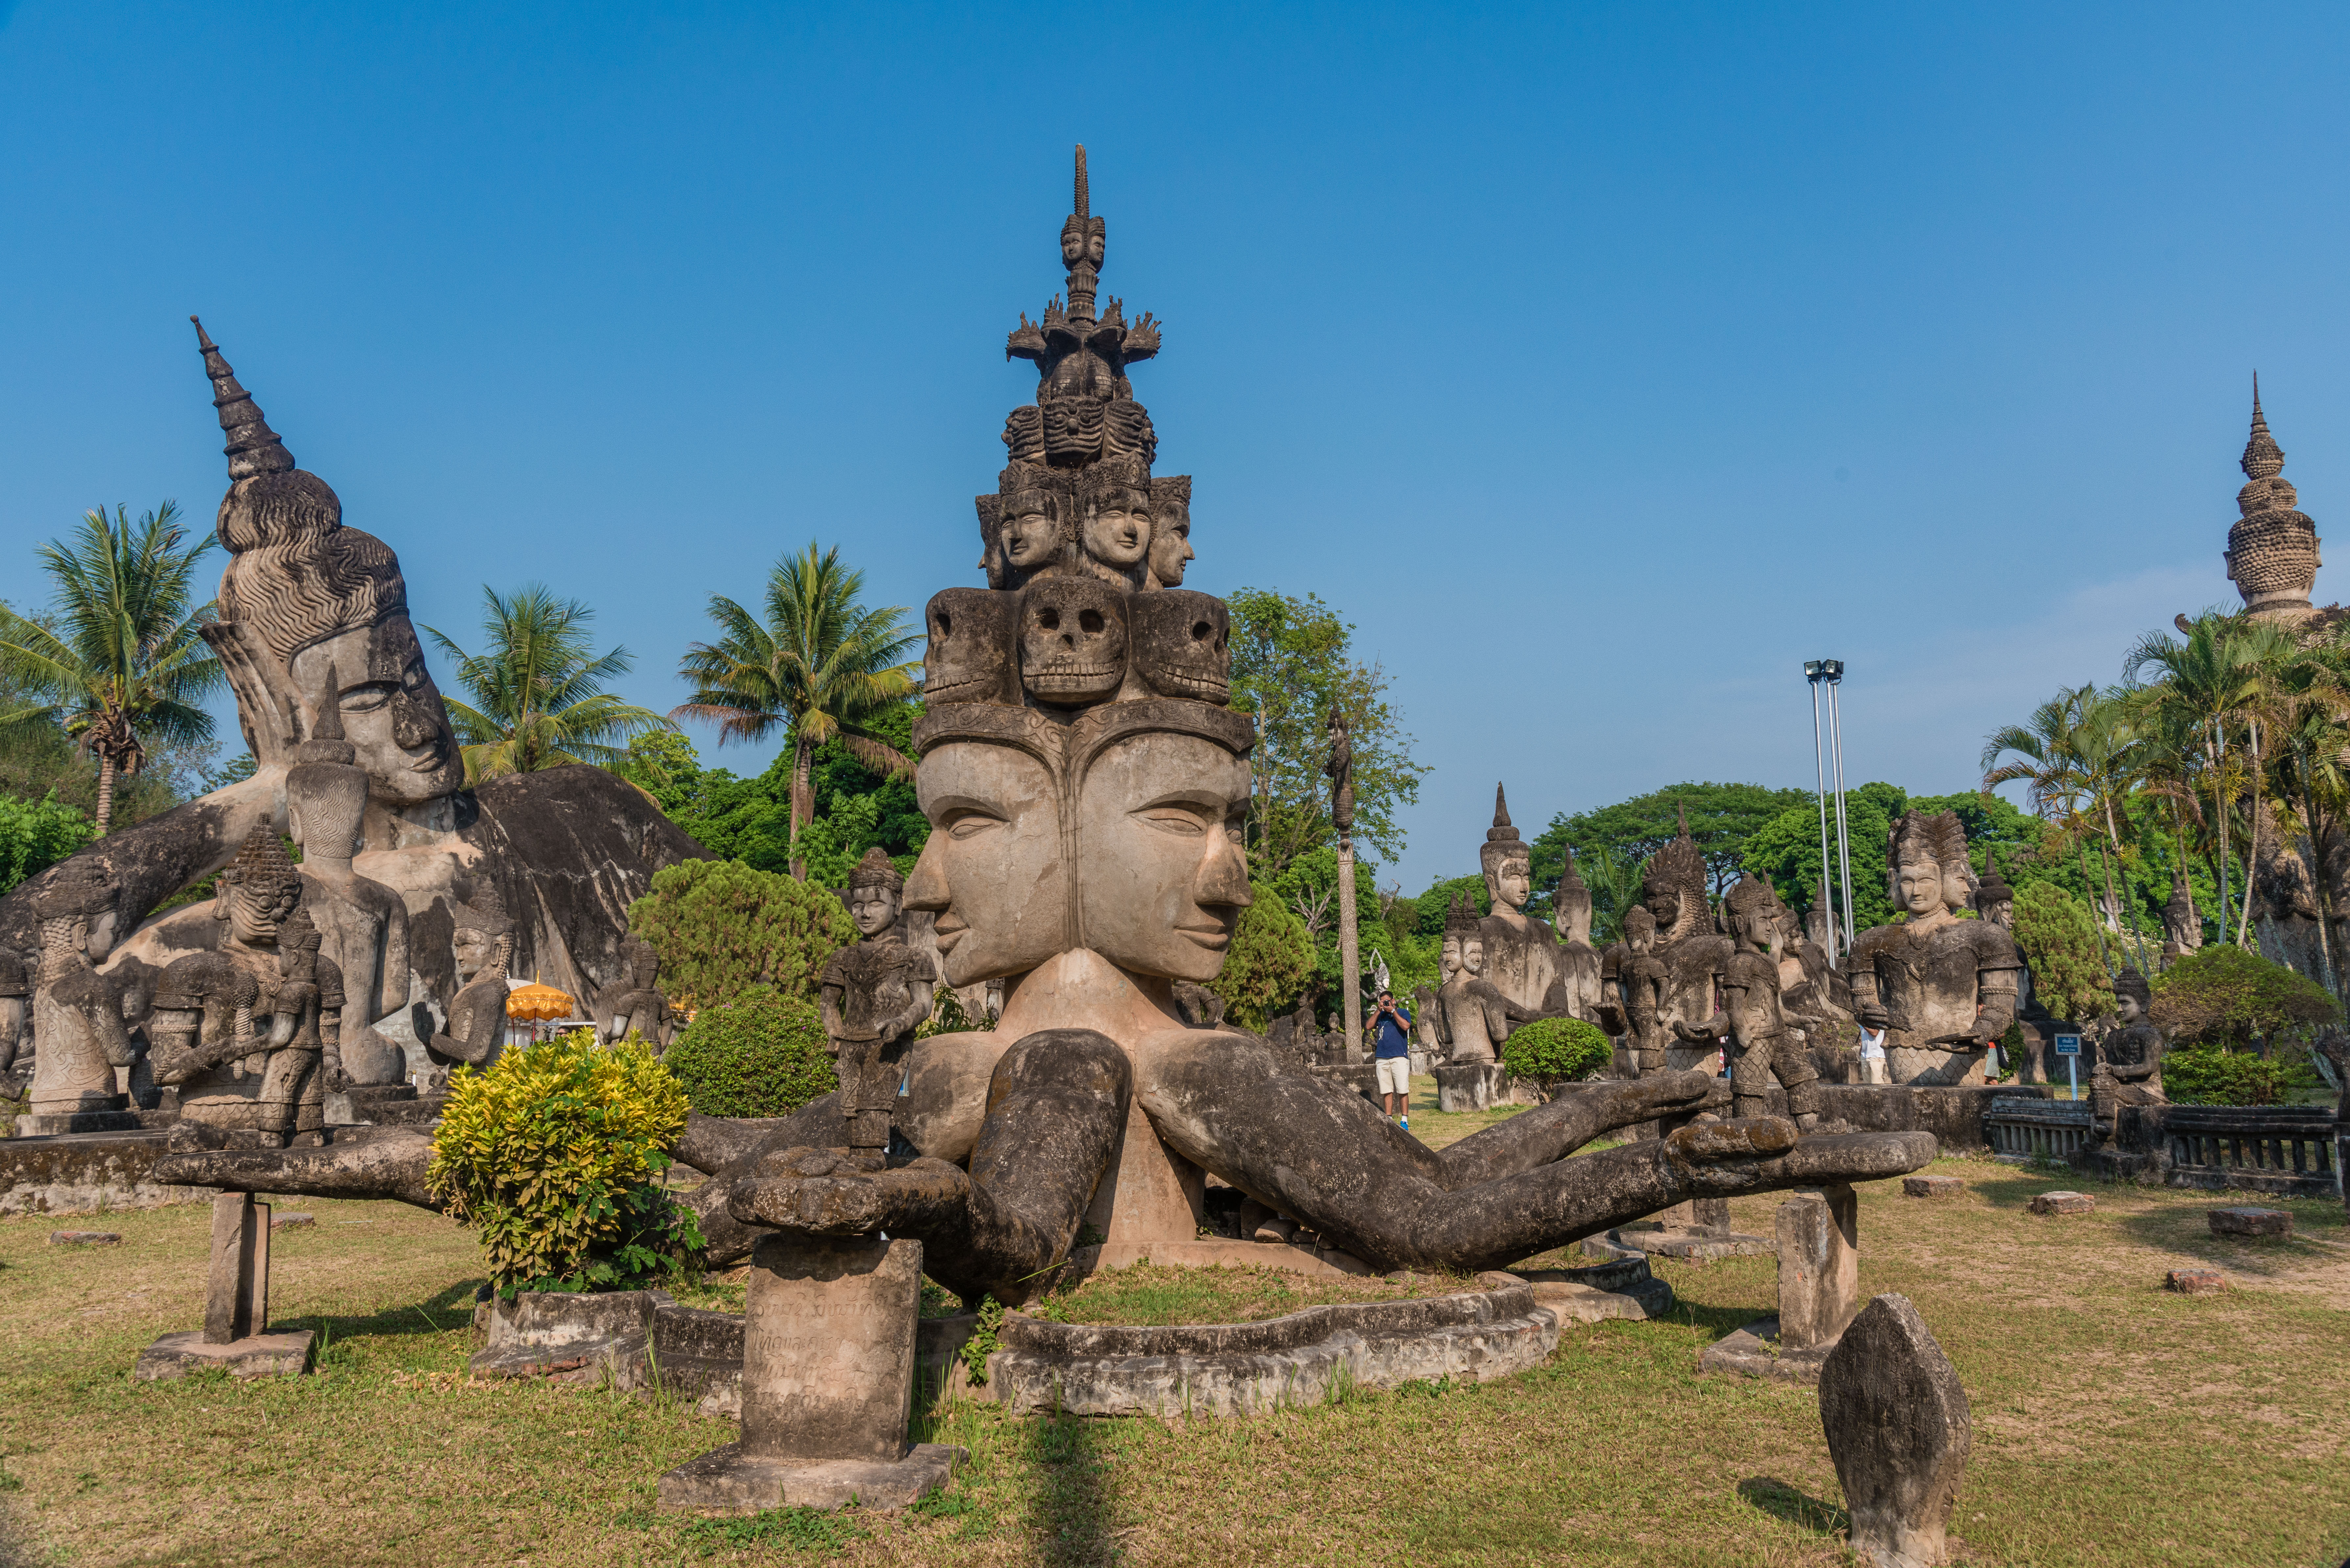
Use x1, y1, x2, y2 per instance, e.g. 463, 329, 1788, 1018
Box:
920, 145, 1247, 976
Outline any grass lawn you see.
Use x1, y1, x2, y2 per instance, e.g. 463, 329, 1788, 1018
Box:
3, 1107, 2347, 1566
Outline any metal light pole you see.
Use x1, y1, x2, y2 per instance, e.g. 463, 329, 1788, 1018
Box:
1804, 662, 1837, 958
1823, 659, 1855, 953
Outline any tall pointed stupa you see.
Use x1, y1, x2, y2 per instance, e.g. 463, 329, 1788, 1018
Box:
2225, 375, 2323, 619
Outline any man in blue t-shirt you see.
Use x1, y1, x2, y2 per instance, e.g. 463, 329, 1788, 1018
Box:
1370, 989, 1415, 1129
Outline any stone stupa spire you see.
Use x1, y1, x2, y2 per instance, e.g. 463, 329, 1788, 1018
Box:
190, 316, 295, 481
2225, 372, 2322, 619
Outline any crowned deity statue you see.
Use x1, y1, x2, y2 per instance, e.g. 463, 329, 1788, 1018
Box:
148, 826, 343, 1145
1434, 895, 1531, 1065
819, 849, 938, 1151
22, 862, 135, 1127
1705, 877, 1822, 1129
1846, 811, 2025, 1086
429, 888, 514, 1071
1600, 806, 1733, 1072
2089, 967, 2165, 1147
1604, 904, 1674, 1076
1551, 851, 1603, 1023
2159, 862, 2201, 963
1473, 786, 1573, 1019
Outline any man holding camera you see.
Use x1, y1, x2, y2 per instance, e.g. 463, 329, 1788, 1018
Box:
1370, 988, 1415, 1129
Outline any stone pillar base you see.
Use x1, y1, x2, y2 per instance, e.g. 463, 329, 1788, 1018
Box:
658, 1440, 964, 1514
133, 1329, 314, 1380
15, 1109, 142, 1136
1697, 1316, 1834, 1384
1432, 1062, 1507, 1112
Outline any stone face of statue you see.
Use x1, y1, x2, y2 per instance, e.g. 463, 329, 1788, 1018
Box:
1073, 733, 1251, 981
224, 873, 299, 949
1895, 857, 1949, 923
1643, 883, 1683, 934
289, 616, 464, 805
1148, 500, 1192, 587
1939, 863, 1976, 919
1003, 502, 1060, 573
1461, 936, 1486, 976
1082, 490, 1150, 571
2114, 989, 2144, 1025
908, 741, 1069, 986
1488, 853, 1532, 917
452, 927, 494, 984
849, 883, 902, 940
1439, 932, 1462, 981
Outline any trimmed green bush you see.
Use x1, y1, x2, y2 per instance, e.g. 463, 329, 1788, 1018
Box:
1205, 883, 1317, 1032
425, 1030, 699, 1297
1503, 1017, 1612, 1083
2011, 882, 2115, 1023
627, 857, 855, 1010
663, 985, 837, 1117
2150, 943, 2340, 1048
2160, 1043, 2321, 1107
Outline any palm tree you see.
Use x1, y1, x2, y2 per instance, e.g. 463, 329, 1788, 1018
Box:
672, 543, 921, 879
0, 503, 223, 835
1982, 685, 2134, 971
426, 585, 670, 783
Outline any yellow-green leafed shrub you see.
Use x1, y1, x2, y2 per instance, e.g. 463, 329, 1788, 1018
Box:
426, 1029, 701, 1297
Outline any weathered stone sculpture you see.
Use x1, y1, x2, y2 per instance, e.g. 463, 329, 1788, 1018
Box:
1434, 896, 1529, 1065
1715, 877, 1821, 1129
2089, 966, 2164, 1147
1146, 475, 1193, 588
1, 318, 704, 1074
148, 827, 340, 1146
1969, 852, 2037, 1022
818, 849, 938, 1150
154, 152, 1937, 1349
1846, 812, 2023, 1086
0, 943, 26, 1085
21, 863, 136, 1133
599, 935, 675, 1048
286, 695, 411, 1090
2225, 378, 2322, 620
2160, 863, 2201, 960
1475, 786, 1573, 1018
1602, 904, 1674, 1076
1818, 1294, 1972, 1568
429, 889, 514, 1070
1598, 807, 1732, 1071
1551, 852, 1603, 1023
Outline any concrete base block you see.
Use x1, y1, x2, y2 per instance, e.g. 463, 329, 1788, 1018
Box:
15, 1110, 142, 1136
1609, 1224, 1773, 1261
2209, 1206, 2291, 1239
1902, 1175, 1964, 1198
1070, 1237, 1370, 1278
133, 1329, 315, 1380
1519, 1253, 1674, 1323
658, 1441, 963, 1514
2029, 1190, 2095, 1215
1697, 1316, 1834, 1385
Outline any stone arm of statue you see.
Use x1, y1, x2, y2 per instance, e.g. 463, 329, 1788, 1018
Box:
819, 978, 850, 1055
1845, 955, 1891, 1031
1595, 952, 1629, 1036
876, 978, 935, 1048
1121, 311, 1160, 363
321, 1005, 348, 1091
147, 1004, 257, 1086
1971, 966, 2021, 1048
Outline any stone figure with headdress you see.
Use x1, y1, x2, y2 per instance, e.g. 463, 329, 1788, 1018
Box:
1710, 876, 1823, 1128
819, 849, 938, 1150
148, 826, 343, 1145
1846, 810, 2024, 1085
23, 862, 136, 1126
1596, 804, 1734, 1073
2089, 965, 2165, 1147
1550, 848, 1604, 1024
1434, 894, 1530, 1064
429, 886, 515, 1071
1473, 786, 1574, 1020
599, 935, 675, 1049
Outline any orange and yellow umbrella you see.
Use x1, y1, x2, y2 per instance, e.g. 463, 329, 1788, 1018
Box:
505, 981, 576, 1023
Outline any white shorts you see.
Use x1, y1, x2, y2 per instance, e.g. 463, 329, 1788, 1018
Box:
1375, 1056, 1411, 1095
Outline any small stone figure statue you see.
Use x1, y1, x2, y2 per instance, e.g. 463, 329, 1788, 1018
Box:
1604, 904, 1674, 1076
2159, 863, 2201, 962
1846, 812, 2025, 1086
819, 850, 937, 1151
149, 827, 341, 1145
2089, 967, 2165, 1147
1711, 877, 1822, 1129
1601, 806, 1733, 1068
1475, 786, 1573, 1018
600, 935, 674, 1048
25, 862, 135, 1123
286, 693, 411, 1088
430, 889, 515, 1070
0, 941, 30, 1085
1551, 851, 1603, 1023
1434, 896, 1530, 1064
1325, 707, 1354, 834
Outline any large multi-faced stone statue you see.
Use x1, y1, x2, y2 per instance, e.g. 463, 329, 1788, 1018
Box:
0, 319, 704, 1080
150, 152, 1937, 1313
819, 849, 938, 1150
1434, 894, 1529, 1064
22, 863, 135, 1127
1846, 812, 2024, 1086
147, 827, 342, 1146
1474, 786, 1573, 1019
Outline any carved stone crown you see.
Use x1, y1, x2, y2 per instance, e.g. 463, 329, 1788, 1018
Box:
2113, 966, 2152, 1006
30, 860, 115, 923
1444, 892, 1481, 936
1889, 810, 1971, 873
223, 823, 301, 894
1973, 848, 2014, 909
1722, 875, 1782, 923
1643, 804, 1710, 912
847, 847, 905, 895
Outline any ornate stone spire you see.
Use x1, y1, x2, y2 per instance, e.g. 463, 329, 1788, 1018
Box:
2226, 373, 2322, 618
190, 317, 295, 481
1487, 784, 1519, 845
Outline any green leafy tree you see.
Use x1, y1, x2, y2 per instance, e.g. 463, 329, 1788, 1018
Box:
673, 543, 920, 879
1225, 588, 1426, 877
1532, 783, 1812, 911
662, 987, 838, 1116
2149, 943, 2340, 1049
1205, 883, 1317, 1032
427, 584, 670, 783
2009, 882, 2114, 1024
0, 503, 223, 835
626, 858, 855, 1010
0, 792, 97, 894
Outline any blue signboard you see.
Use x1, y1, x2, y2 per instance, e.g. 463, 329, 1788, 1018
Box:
2053, 1034, 2081, 1056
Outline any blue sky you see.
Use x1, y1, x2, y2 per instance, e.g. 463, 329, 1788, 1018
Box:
5, 3, 2347, 891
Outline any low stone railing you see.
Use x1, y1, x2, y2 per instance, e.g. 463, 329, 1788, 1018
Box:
1984, 1099, 2091, 1164
2160, 1105, 2340, 1200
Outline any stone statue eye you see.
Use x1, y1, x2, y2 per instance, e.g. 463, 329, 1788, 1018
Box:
1190, 621, 1211, 641
1079, 609, 1104, 634
340, 682, 397, 714
1038, 608, 1061, 632
935, 611, 952, 638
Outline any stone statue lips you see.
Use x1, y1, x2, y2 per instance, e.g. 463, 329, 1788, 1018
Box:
1172, 919, 1231, 955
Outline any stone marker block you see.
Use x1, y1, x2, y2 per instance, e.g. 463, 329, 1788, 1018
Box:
271, 1212, 315, 1230
1902, 1175, 1963, 1199
204, 1193, 269, 1344
50, 1229, 122, 1246
133, 1329, 316, 1381
660, 1230, 964, 1514
1818, 1294, 1971, 1568
2167, 1269, 2227, 1296
2208, 1206, 2291, 1239
1777, 1188, 1860, 1353
2028, 1190, 2094, 1216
